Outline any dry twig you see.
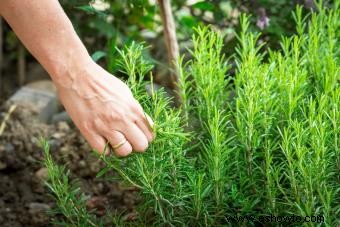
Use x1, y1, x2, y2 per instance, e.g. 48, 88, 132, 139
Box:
0, 104, 17, 136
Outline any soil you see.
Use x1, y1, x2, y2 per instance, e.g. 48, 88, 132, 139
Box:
0, 103, 139, 226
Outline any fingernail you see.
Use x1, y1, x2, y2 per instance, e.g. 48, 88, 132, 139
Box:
144, 112, 154, 130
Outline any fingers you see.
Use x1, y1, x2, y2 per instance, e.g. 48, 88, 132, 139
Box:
79, 126, 109, 155
82, 98, 154, 156
135, 117, 154, 142
104, 130, 133, 157
130, 100, 155, 142
122, 123, 149, 152
94, 114, 150, 155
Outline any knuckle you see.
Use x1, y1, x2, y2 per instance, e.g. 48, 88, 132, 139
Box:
108, 109, 123, 121
130, 99, 143, 112
93, 118, 104, 131
100, 108, 129, 126
80, 120, 94, 132
113, 108, 130, 122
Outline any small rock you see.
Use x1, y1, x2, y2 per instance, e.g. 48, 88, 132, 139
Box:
79, 160, 86, 168
48, 139, 61, 153
26, 155, 36, 164
86, 196, 108, 216
30, 137, 40, 145
93, 182, 104, 194
51, 132, 64, 140
0, 161, 7, 170
60, 146, 69, 154
35, 167, 48, 181
4, 143, 15, 153
28, 202, 50, 214
51, 111, 72, 124
6, 80, 58, 123
57, 121, 70, 131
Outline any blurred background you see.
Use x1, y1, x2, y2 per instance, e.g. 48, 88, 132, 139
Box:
0, 0, 317, 104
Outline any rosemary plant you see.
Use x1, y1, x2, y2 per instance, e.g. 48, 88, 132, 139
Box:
42, 140, 101, 226
44, 1, 339, 226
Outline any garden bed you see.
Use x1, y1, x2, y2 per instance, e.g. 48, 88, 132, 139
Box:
0, 103, 138, 226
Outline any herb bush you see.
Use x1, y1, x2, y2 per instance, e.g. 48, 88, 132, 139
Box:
43, 2, 339, 226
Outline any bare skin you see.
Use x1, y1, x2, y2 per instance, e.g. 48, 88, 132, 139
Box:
0, 0, 154, 156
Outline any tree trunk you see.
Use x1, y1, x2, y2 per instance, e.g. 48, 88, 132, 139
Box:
17, 42, 26, 86
157, 0, 180, 98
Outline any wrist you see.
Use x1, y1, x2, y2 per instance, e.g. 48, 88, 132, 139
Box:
53, 58, 107, 101
49, 51, 94, 89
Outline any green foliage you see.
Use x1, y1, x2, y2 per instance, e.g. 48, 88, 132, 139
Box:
91, 50, 107, 62
42, 140, 101, 226
44, 2, 339, 226
58, 0, 312, 73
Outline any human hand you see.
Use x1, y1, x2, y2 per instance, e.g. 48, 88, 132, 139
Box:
55, 60, 154, 157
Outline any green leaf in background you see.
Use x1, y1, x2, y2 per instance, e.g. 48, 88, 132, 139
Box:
91, 51, 107, 62
179, 15, 199, 29
191, 1, 215, 11
75, 5, 107, 18
89, 17, 116, 38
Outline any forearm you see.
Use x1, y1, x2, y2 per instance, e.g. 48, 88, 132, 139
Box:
0, 0, 91, 87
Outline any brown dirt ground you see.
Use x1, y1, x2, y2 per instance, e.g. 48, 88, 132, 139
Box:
0, 103, 139, 226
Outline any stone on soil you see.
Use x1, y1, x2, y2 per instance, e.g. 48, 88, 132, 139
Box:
6, 80, 59, 123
